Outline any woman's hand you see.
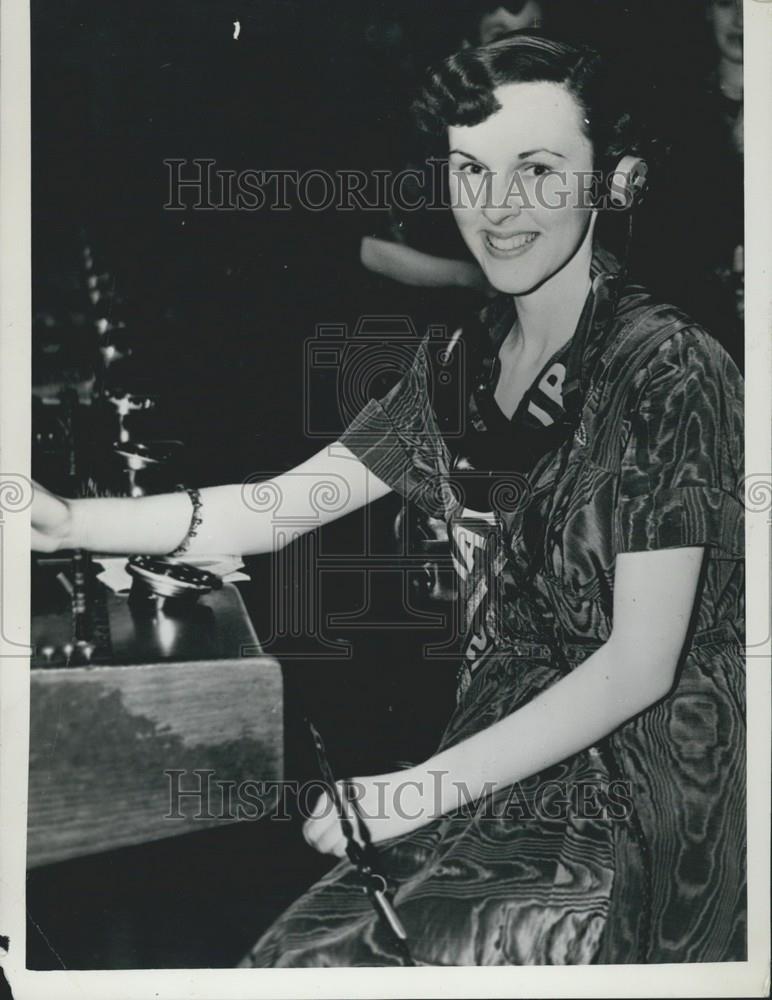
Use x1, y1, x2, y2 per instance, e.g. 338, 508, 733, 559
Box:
302, 769, 434, 858
31, 482, 73, 552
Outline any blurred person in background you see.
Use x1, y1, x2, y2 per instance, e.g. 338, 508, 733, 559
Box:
632, 0, 744, 369
475, 1, 544, 43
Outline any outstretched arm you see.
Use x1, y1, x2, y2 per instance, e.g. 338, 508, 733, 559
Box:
304, 545, 705, 854
32, 442, 392, 556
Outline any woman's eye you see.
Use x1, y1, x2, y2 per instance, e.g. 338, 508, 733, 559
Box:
522, 163, 551, 178
458, 162, 486, 176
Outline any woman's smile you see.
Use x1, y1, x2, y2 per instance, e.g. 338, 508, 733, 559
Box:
448, 81, 595, 296
483, 229, 540, 258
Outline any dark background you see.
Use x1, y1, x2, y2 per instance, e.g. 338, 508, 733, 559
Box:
27, 0, 742, 969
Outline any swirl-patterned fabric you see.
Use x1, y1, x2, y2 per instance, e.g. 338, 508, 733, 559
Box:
240, 258, 745, 966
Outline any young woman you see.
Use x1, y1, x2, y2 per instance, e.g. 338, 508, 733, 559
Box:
475, 1, 544, 45
358, 3, 546, 293
33, 35, 745, 966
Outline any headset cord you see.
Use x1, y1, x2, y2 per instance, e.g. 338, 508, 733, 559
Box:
305, 717, 416, 966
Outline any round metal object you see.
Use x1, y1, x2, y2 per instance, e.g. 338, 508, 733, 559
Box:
127, 556, 222, 603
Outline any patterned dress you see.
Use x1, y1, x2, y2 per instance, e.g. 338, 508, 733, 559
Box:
240, 252, 746, 967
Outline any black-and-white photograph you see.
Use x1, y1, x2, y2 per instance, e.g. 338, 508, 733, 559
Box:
1, 0, 770, 995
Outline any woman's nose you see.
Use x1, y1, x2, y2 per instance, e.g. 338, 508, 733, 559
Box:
481, 184, 523, 226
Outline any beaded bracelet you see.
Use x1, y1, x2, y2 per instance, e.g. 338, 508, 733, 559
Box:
168, 485, 203, 558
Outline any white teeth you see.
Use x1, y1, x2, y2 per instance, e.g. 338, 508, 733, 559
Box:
487, 232, 537, 251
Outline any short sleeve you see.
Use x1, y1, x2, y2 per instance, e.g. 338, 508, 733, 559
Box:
339, 335, 452, 516
614, 328, 744, 557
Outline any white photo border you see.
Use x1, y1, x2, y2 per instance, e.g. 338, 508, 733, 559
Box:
1, 1, 769, 997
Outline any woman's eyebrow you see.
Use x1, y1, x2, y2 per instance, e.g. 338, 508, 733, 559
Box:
517, 148, 566, 159
448, 147, 566, 161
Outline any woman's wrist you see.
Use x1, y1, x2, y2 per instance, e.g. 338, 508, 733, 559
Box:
65, 498, 87, 551
344, 766, 437, 843
385, 764, 435, 832
382, 763, 455, 831
388, 760, 488, 829
418, 750, 493, 818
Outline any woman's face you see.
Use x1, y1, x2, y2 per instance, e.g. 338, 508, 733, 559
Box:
708, 0, 743, 64
478, 2, 543, 44
448, 81, 595, 296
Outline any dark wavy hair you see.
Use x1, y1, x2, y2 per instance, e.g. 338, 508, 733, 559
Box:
412, 32, 654, 184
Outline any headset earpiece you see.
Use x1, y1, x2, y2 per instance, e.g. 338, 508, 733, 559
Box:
608, 155, 648, 208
